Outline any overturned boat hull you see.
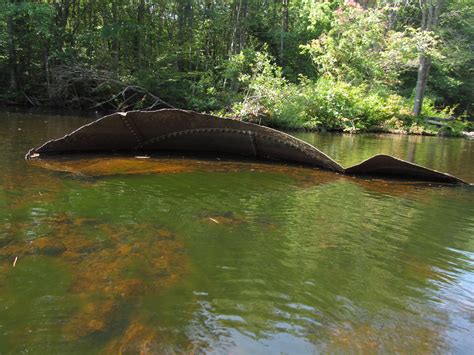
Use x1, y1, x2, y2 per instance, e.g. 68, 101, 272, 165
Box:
26, 109, 467, 184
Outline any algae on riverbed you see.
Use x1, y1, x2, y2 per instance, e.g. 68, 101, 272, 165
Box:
1, 111, 473, 353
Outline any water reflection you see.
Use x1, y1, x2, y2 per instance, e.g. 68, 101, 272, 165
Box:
172, 179, 473, 353
0, 110, 473, 353
293, 132, 474, 182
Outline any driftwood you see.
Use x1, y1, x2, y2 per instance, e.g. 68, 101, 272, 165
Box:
49, 65, 174, 111
26, 109, 467, 184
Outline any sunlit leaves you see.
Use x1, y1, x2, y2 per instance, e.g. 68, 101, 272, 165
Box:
301, 3, 442, 88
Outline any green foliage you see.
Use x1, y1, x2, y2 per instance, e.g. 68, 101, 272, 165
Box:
301, 2, 442, 88
0, 0, 471, 133
0, 2, 55, 94
230, 50, 454, 133
430, 0, 474, 113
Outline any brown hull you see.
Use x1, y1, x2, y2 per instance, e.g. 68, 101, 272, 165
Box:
25, 109, 467, 184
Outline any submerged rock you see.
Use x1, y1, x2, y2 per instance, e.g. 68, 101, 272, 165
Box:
31, 237, 66, 256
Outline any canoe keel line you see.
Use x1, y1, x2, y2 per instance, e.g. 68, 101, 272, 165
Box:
25, 109, 467, 184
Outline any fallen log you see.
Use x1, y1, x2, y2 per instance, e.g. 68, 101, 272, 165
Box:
25, 109, 468, 184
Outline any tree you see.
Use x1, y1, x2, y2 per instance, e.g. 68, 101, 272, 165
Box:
302, 1, 422, 88
429, 0, 473, 114
6, 4, 17, 90
413, 0, 444, 116
0, 0, 470, 125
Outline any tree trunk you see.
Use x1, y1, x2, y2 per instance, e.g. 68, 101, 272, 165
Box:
230, 0, 244, 55
54, 0, 71, 53
135, 0, 145, 68
413, 56, 432, 116
112, 1, 119, 75
280, 0, 289, 66
44, 46, 52, 100
6, 11, 17, 90
413, 0, 443, 116
239, 0, 248, 52
177, 0, 192, 71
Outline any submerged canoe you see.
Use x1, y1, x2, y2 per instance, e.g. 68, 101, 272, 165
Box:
26, 109, 467, 184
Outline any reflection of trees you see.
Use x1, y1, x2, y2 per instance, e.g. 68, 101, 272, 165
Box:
294, 132, 474, 182
275, 182, 473, 350
0, 112, 95, 246
1, 129, 473, 352
153, 174, 474, 352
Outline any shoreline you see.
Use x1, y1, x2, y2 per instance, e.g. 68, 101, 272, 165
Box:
2, 103, 472, 139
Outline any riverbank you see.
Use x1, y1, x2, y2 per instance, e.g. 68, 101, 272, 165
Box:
285, 125, 474, 139
2, 103, 473, 140
218, 74, 472, 138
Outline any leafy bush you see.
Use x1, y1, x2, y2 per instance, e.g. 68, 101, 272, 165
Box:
229, 50, 458, 134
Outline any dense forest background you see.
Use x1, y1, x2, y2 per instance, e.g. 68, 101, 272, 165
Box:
0, 0, 472, 132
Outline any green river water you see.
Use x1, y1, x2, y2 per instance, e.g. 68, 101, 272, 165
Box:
0, 110, 473, 354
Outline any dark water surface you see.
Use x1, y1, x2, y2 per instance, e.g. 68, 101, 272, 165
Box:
1, 110, 473, 354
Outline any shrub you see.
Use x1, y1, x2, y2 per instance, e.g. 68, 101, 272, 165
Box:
229, 50, 462, 134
